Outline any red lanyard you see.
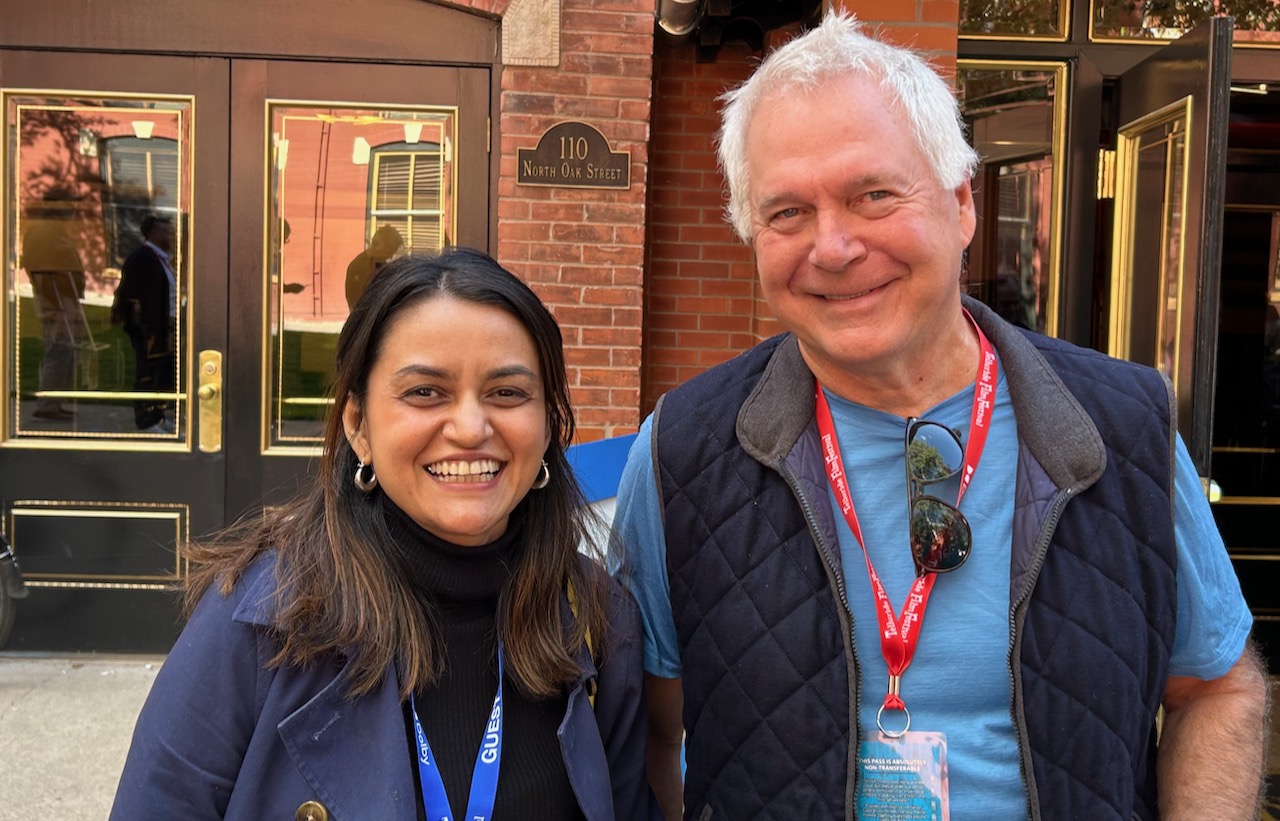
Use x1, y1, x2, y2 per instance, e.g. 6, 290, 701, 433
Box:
814, 311, 997, 734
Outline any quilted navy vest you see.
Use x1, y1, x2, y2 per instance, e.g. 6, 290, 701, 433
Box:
655, 298, 1177, 820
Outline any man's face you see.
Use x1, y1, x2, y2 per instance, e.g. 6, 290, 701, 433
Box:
745, 73, 976, 390
150, 221, 174, 254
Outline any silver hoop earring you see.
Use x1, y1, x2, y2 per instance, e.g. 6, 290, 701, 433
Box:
531, 460, 550, 490
354, 461, 378, 493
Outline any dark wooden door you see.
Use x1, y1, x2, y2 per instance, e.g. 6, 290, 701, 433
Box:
0, 52, 491, 651
1, 50, 229, 650
1106, 18, 1234, 474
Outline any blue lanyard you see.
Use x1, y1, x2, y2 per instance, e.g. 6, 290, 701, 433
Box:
410, 646, 504, 821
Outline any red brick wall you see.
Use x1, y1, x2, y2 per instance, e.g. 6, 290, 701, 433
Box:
497, 0, 655, 441
830, 0, 961, 74
642, 41, 761, 416
435, 0, 656, 442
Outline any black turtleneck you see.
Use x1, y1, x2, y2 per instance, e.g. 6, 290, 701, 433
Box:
382, 501, 584, 821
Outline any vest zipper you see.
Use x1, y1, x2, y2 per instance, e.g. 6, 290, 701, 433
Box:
779, 461, 861, 821
1009, 484, 1076, 821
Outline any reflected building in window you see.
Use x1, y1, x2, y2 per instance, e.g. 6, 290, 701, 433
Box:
958, 64, 1066, 336
266, 106, 457, 447
3, 93, 190, 442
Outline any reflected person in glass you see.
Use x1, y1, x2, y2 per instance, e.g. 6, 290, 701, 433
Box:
345, 224, 405, 310
20, 188, 88, 422
111, 214, 178, 433
111, 248, 656, 821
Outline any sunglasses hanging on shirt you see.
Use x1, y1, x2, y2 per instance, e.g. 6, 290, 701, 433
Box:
905, 419, 972, 574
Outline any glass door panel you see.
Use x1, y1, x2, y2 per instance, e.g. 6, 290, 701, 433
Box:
958, 62, 1068, 335
265, 104, 459, 448
0, 49, 228, 653
1212, 203, 1280, 669
1214, 210, 1280, 488
960, 0, 1067, 39
1091, 0, 1280, 44
4, 92, 192, 444
1107, 18, 1233, 472
1108, 100, 1189, 374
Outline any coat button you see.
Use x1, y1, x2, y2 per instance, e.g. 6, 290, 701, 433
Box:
295, 801, 329, 821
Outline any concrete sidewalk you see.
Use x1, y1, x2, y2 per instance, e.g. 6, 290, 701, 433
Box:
0, 654, 162, 821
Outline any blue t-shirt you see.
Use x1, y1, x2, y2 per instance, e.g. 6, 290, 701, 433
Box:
611, 359, 1252, 821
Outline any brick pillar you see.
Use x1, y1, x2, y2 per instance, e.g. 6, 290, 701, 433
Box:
642, 41, 762, 413
493, 0, 657, 441
828, 0, 960, 75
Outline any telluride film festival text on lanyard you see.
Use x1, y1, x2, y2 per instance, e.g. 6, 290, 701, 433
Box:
814, 310, 996, 820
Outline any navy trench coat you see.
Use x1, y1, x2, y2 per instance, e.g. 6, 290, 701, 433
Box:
110, 553, 654, 821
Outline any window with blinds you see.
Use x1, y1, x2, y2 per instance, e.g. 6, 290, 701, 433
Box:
101, 137, 180, 269
368, 146, 446, 253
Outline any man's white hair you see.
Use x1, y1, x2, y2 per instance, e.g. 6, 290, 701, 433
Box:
716, 10, 980, 242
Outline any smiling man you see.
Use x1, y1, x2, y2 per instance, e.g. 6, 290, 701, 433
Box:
611, 11, 1268, 821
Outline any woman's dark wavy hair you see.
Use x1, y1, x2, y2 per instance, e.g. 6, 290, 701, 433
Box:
184, 247, 608, 699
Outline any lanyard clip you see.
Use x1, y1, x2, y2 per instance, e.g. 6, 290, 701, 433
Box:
877, 674, 910, 738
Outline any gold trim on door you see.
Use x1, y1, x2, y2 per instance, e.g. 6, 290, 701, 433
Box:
957, 61, 1069, 337
9, 500, 188, 588
2, 89, 195, 450
259, 100, 460, 455
1108, 96, 1193, 376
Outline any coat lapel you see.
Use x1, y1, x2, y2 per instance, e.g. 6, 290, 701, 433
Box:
277, 663, 419, 821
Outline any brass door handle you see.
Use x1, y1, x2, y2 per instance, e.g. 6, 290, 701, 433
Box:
198, 350, 223, 453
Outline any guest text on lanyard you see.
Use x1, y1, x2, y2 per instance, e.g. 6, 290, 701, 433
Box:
410, 644, 504, 821
814, 311, 997, 737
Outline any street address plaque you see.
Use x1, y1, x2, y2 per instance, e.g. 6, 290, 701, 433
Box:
517, 121, 630, 189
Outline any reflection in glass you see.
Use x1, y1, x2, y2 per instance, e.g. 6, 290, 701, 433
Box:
958, 65, 1065, 335
1092, 0, 1280, 43
3, 93, 191, 441
1210, 210, 1280, 640
961, 0, 1065, 38
1151, 126, 1187, 377
1213, 210, 1280, 480
266, 105, 457, 447
1109, 106, 1188, 375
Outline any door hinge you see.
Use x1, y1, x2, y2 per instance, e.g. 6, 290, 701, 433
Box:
487, 116, 491, 154
1096, 148, 1116, 200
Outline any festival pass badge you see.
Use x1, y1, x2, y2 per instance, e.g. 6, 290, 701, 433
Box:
856, 731, 950, 820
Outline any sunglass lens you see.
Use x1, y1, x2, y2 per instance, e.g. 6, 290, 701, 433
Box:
907, 423, 963, 483
910, 497, 971, 572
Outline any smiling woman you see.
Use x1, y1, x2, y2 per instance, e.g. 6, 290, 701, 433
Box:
109, 248, 655, 821
343, 295, 553, 546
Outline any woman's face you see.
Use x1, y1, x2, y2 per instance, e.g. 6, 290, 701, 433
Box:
344, 295, 552, 546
